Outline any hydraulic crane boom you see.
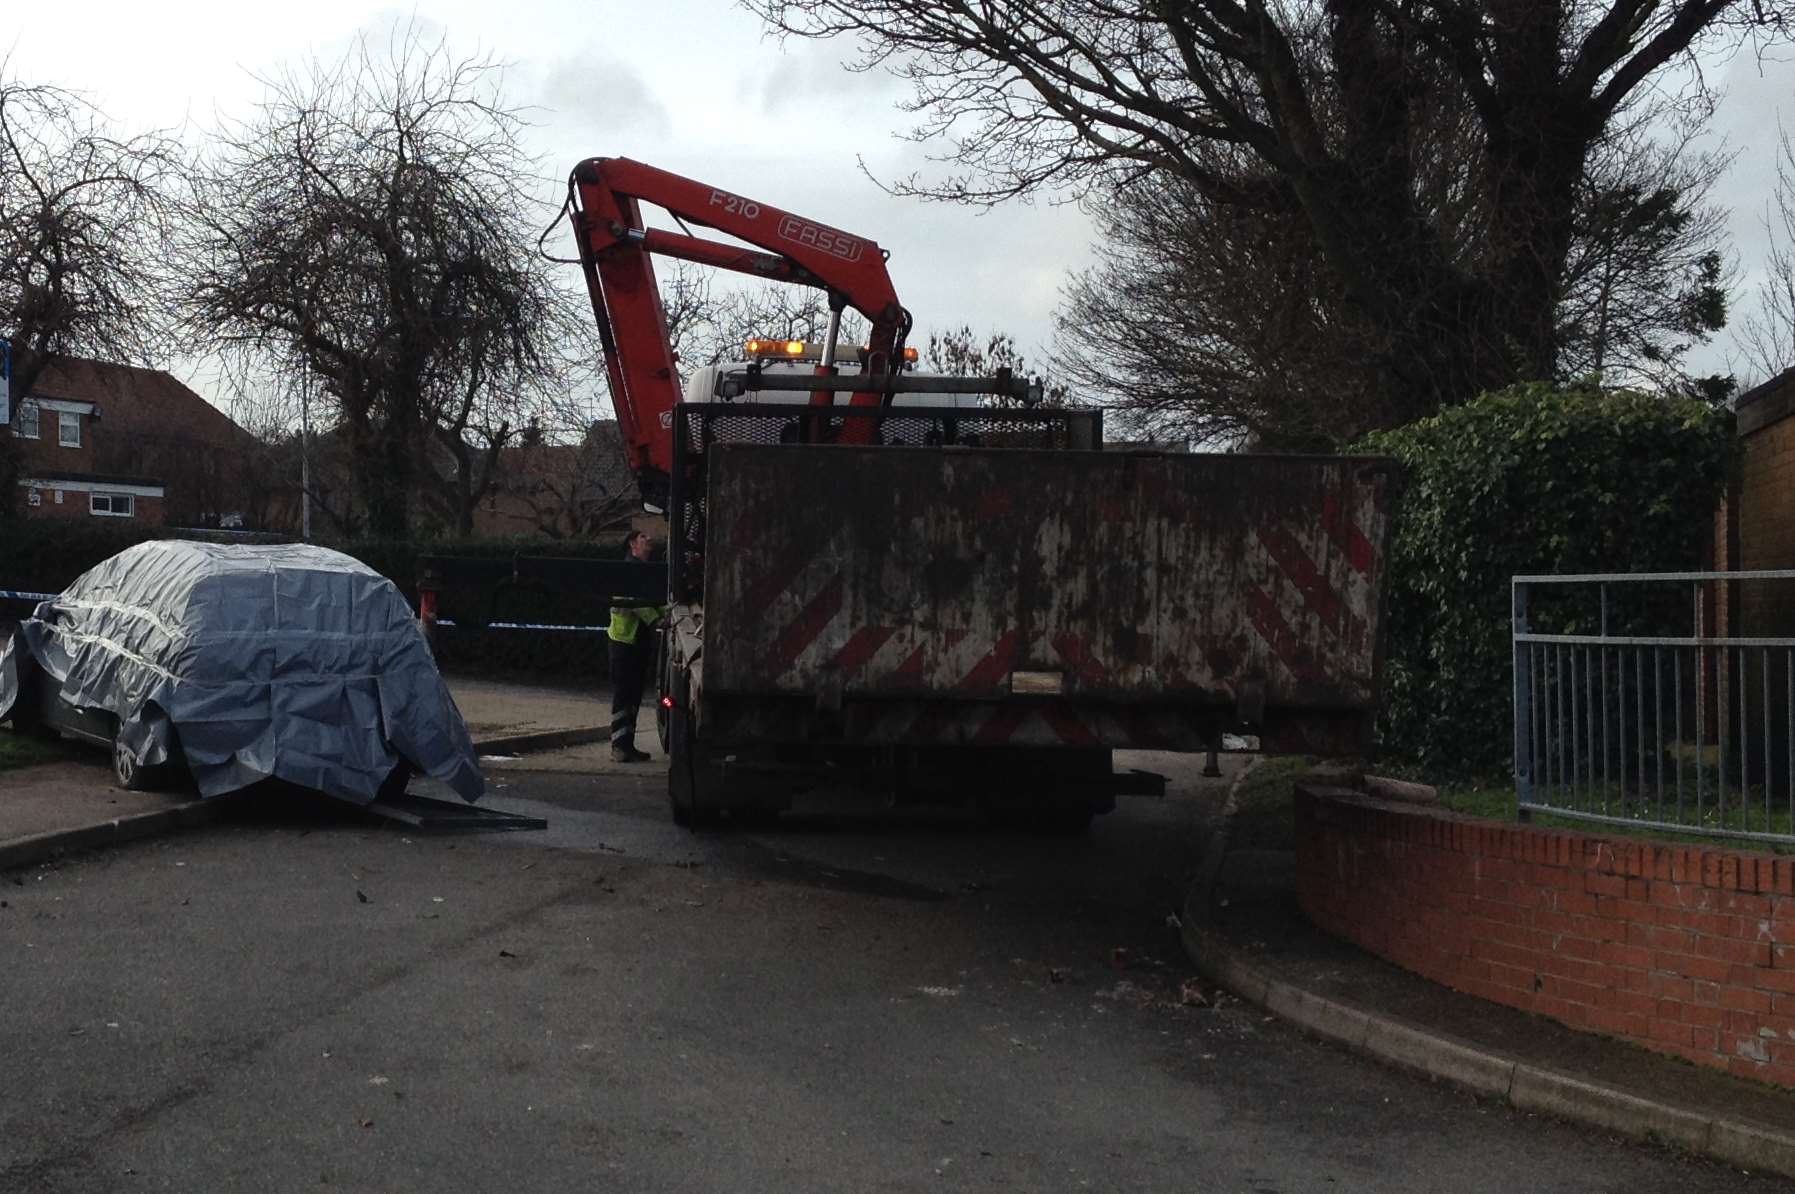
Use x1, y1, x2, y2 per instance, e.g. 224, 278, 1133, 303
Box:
566, 157, 912, 509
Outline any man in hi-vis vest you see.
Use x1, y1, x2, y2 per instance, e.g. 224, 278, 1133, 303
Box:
608, 530, 663, 763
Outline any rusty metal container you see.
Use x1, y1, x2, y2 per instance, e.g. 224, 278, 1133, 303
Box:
699, 445, 1401, 755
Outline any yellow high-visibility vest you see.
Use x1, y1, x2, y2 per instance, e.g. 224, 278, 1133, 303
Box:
607, 603, 662, 645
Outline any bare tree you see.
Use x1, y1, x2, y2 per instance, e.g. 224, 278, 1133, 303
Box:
0, 66, 181, 516
1741, 124, 1795, 384
483, 419, 639, 539
175, 28, 582, 537
923, 324, 1065, 407
746, 0, 1784, 430
1557, 119, 1735, 399
658, 263, 868, 371
1056, 109, 1738, 448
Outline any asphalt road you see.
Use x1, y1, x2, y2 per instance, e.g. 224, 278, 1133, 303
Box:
0, 759, 1776, 1193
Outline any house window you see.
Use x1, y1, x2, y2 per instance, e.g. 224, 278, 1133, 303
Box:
59, 413, 81, 448
17, 402, 38, 439
90, 492, 134, 518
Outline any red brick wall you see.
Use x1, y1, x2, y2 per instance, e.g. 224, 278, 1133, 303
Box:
1297, 785, 1795, 1087
1739, 414, 1795, 635
21, 487, 163, 525
13, 412, 98, 476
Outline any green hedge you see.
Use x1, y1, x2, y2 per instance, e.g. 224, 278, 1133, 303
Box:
1356, 382, 1734, 778
0, 519, 172, 595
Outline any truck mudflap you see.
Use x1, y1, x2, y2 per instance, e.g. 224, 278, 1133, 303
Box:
701, 442, 1399, 756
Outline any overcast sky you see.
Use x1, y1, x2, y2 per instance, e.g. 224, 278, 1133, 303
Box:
8, 2, 1794, 413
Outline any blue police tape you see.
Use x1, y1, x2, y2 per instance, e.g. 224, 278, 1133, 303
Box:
2, 592, 608, 634
430, 618, 607, 633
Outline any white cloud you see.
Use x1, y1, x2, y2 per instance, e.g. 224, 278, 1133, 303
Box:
533, 50, 672, 143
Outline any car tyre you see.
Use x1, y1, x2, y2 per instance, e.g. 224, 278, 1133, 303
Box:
112, 734, 158, 792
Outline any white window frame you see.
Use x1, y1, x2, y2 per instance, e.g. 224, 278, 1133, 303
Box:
58, 412, 81, 448
17, 402, 38, 439
89, 492, 134, 518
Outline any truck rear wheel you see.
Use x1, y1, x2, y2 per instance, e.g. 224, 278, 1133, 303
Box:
653, 627, 672, 756
666, 672, 719, 829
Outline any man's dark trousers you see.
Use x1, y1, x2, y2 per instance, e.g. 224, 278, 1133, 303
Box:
610, 635, 653, 754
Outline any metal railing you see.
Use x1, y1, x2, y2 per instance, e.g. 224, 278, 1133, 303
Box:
1513, 571, 1795, 844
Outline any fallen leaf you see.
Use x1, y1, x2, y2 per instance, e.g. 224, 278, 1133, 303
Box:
355, 890, 369, 904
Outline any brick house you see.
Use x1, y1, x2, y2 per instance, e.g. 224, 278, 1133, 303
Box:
5, 357, 258, 528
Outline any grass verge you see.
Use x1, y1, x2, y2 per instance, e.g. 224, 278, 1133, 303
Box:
1219, 758, 1795, 856
0, 728, 69, 772
1228, 757, 1316, 851
1433, 779, 1795, 854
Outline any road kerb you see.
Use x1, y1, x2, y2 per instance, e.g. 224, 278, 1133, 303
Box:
0, 729, 600, 873
1707, 1117, 1795, 1177
1180, 889, 1795, 1178
0, 796, 237, 874
1508, 1065, 1713, 1155
1263, 981, 1373, 1051
471, 726, 609, 756
1361, 1016, 1515, 1099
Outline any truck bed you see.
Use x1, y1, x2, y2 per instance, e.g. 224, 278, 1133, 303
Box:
699, 444, 1400, 755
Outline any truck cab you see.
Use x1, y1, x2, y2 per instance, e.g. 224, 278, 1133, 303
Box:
681, 340, 984, 412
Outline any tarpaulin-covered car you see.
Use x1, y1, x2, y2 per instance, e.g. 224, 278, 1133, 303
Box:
0, 541, 484, 804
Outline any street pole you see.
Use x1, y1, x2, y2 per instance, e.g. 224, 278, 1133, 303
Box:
300, 369, 313, 542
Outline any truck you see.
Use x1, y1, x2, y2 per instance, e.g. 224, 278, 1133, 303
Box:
563, 156, 1400, 830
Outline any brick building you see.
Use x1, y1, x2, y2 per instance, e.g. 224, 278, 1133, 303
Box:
5, 357, 257, 528
1728, 367, 1795, 634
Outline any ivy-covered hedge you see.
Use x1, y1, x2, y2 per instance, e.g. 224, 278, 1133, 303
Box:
0, 524, 636, 684
1357, 382, 1734, 778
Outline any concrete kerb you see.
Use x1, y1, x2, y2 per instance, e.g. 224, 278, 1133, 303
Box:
0, 792, 245, 874
0, 727, 607, 874
470, 726, 610, 757
1177, 775, 1795, 1179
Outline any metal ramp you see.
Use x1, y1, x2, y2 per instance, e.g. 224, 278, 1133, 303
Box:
362, 792, 547, 834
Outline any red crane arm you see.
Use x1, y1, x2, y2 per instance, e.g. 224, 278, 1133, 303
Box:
567, 157, 909, 506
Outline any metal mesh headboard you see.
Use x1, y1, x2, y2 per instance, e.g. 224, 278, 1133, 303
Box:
667, 402, 1102, 601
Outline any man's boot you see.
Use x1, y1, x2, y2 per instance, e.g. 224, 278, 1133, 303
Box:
611, 744, 652, 763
